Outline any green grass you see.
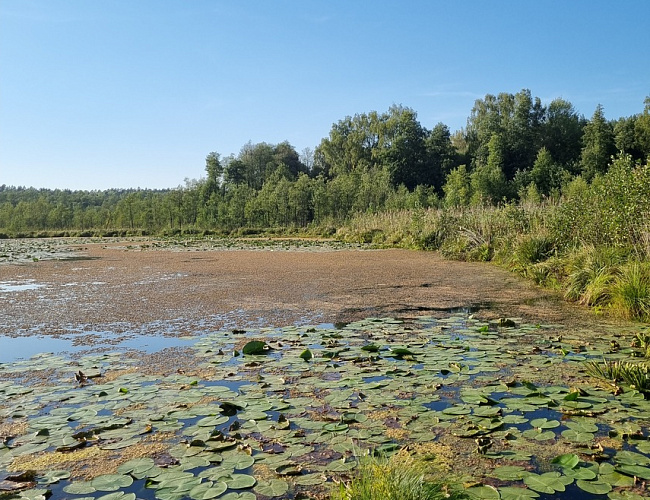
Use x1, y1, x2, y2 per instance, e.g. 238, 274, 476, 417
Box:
331, 449, 466, 500
584, 358, 650, 393
612, 262, 650, 321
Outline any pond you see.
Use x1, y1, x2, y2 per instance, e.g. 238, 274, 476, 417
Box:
1, 313, 650, 499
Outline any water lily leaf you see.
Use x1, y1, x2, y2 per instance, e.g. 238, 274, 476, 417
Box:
96, 493, 136, 500
607, 492, 646, 500
242, 341, 268, 355
599, 471, 634, 487
189, 481, 227, 499
615, 450, 650, 466
551, 453, 580, 469
326, 459, 357, 472
91, 474, 134, 492
5, 487, 45, 500
389, 347, 414, 357
466, 484, 500, 499
498, 487, 539, 500
576, 480, 612, 495
522, 429, 555, 441
38, 469, 70, 484
530, 418, 560, 429
616, 464, 650, 480
117, 457, 156, 479
299, 349, 313, 361
323, 422, 348, 432
220, 492, 256, 500
254, 479, 289, 497
491, 466, 528, 481
523, 472, 570, 494
196, 415, 230, 427
563, 467, 597, 480
293, 473, 326, 486
225, 473, 256, 489
62, 482, 96, 494
221, 454, 255, 470
561, 429, 594, 443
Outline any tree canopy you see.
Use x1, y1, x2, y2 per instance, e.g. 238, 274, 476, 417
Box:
2, 90, 649, 236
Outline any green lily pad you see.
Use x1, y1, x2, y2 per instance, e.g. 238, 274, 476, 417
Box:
551, 453, 580, 469
225, 473, 256, 489
91, 474, 134, 492
466, 485, 500, 499
117, 458, 156, 479
62, 482, 96, 494
254, 479, 289, 497
498, 487, 540, 500
189, 481, 228, 499
523, 472, 572, 494
616, 464, 650, 480
299, 349, 313, 361
242, 341, 268, 355
96, 494, 136, 500
491, 465, 528, 481
576, 479, 612, 495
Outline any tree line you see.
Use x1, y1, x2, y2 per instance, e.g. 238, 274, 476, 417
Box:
2, 89, 649, 236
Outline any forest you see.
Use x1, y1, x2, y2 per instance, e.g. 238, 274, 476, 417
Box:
2, 89, 650, 321
2, 89, 649, 236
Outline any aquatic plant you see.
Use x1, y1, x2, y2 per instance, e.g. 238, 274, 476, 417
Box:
584, 358, 650, 393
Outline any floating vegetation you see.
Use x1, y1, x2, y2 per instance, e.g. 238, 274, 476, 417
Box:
1, 315, 650, 499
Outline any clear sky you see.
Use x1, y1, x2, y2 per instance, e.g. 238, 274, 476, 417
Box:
1, 1, 649, 190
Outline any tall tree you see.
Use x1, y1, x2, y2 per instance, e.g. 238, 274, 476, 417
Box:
635, 96, 650, 160
465, 89, 544, 180
581, 104, 616, 181
203, 152, 223, 201
470, 133, 508, 205
541, 98, 584, 170
425, 122, 457, 192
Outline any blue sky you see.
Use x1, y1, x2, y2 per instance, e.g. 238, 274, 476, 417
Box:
1, 1, 649, 190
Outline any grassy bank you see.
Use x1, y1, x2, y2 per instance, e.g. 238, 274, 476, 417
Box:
335, 159, 650, 322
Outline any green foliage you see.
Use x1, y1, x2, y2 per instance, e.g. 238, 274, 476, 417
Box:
584, 359, 650, 393
581, 104, 616, 181
563, 246, 626, 304
443, 165, 472, 208
612, 262, 650, 321
331, 452, 464, 500
470, 134, 509, 205
514, 234, 556, 265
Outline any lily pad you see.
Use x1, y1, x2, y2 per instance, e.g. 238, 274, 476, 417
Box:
242, 341, 268, 355
523, 472, 572, 494
91, 474, 134, 492
254, 479, 289, 497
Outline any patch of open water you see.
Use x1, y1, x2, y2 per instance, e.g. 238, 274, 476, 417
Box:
0, 333, 195, 363
0, 280, 46, 292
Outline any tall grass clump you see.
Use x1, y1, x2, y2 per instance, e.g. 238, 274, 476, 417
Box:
331, 447, 465, 500
612, 262, 650, 321
585, 359, 650, 394
563, 246, 628, 306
